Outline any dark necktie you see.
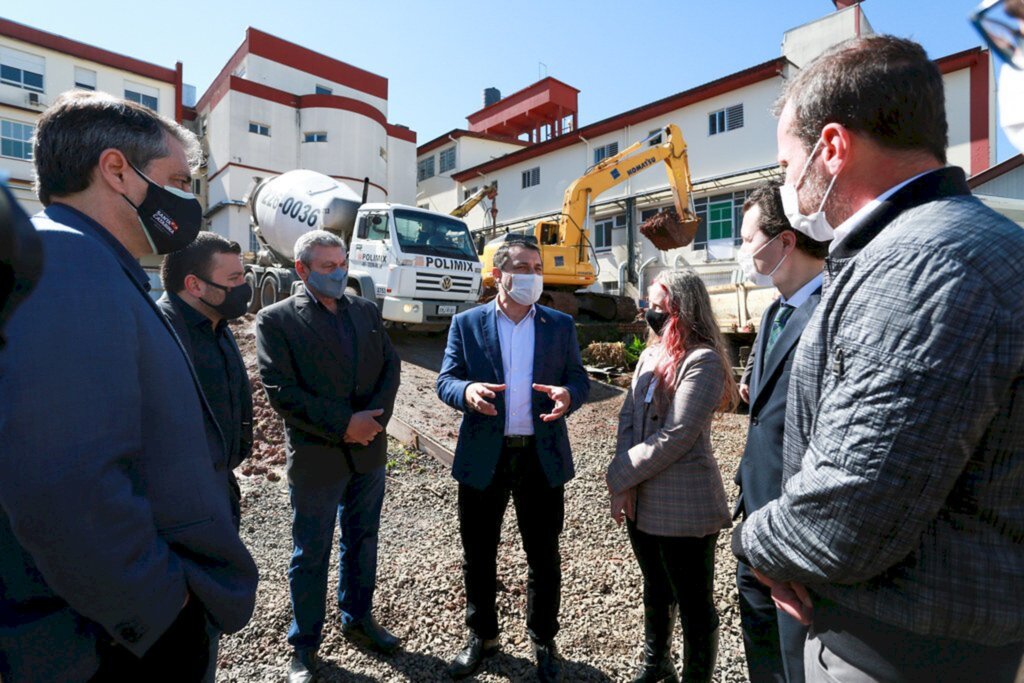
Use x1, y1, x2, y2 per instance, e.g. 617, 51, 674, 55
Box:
765, 304, 795, 357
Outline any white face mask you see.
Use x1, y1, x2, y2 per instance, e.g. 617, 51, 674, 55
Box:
502, 272, 544, 306
999, 63, 1024, 153
737, 233, 787, 286
779, 137, 840, 241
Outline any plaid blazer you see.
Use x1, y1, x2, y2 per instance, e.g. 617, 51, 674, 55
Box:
741, 168, 1024, 645
607, 345, 732, 537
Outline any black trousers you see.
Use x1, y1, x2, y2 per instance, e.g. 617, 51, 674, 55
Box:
457, 442, 564, 642
627, 521, 719, 639
737, 561, 808, 683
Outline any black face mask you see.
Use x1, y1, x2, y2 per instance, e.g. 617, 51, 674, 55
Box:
198, 277, 252, 320
645, 309, 670, 336
122, 161, 202, 254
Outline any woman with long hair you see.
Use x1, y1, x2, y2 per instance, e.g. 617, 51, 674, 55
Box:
606, 270, 737, 683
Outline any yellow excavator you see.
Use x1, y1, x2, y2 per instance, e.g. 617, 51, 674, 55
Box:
480, 124, 698, 320
450, 182, 498, 221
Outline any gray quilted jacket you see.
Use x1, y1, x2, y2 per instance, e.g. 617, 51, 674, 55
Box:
741, 168, 1024, 645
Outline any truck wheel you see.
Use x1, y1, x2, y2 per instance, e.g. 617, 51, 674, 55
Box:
244, 271, 260, 313
345, 282, 360, 297
259, 274, 280, 310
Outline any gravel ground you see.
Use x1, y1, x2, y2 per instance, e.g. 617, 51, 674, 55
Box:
220, 319, 752, 682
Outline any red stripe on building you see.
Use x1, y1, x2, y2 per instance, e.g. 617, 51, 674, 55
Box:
387, 124, 417, 144
222, 77, 388, 128
208, 161, 387, 195
0, 17, 176, 83
247, 28, 387, 100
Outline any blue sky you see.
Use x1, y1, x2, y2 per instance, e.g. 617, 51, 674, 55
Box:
3, 0, 1011, 160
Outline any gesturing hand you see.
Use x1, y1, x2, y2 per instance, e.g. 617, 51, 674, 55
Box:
344, 408, 384, 446
533, 384, 571, 422
465, 382, 506, 416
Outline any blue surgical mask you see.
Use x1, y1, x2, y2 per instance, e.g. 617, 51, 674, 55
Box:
306, 267, 348, 299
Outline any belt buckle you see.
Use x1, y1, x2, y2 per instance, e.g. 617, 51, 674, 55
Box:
505, 435, 530, 448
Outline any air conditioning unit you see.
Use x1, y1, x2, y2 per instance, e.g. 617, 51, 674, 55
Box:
26, 92, 45, 108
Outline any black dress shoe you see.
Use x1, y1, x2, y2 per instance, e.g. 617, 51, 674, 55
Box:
288, 649, 318, 683
341, 616, 400, 655
448, 634, 499, 679
533, 641, 564, 683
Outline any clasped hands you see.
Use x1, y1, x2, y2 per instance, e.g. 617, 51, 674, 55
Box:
464, 382, 571, 422
343, 408, 384, 446
752, 568, 814, 625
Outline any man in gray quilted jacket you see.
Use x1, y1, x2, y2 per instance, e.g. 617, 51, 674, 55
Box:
733, 35, 1024, 681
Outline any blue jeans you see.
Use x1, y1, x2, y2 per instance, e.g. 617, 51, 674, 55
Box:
286, 465, 386, 652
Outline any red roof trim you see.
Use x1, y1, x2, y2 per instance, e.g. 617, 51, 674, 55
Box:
967, 153, 1024, 188
247, 28, 387, 100
453, 57, 787, 183
466, 76, 581, 121
417, 128, 526, 156
0, 17, 176, 83
387, 124, 417, 144
195, 33, 251, 113
935, 46, 984, 74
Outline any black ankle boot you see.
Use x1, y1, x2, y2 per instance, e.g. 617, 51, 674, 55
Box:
632, 606, 679, 683
681, 627, 718, 683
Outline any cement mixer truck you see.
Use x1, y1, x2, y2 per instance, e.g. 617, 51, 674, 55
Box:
244, 169, 481, 328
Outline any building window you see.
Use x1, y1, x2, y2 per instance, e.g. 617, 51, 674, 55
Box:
1, 120, 34, 160
417, 156, 435, 181
125, 82, 159, 111
593, 142, 619, 164
692, 190, 748, 246
593, 214, 625, 252
648, 129, 663, 146
0, 47, 44, 93
315, 85, 332, 95
74, 66, 96, 91
303, 132, 328, 143
522, 167, 540, 188
192, 178, 201, 195
439, 147, 456, 173
249, 122, 270, 136
708, 104, 744, 136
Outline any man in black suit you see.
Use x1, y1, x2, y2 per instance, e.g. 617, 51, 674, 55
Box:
734, 181, 827, 683
256, 230, 401, 683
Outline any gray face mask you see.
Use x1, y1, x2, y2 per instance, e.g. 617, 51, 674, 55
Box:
306, 267, 348, 299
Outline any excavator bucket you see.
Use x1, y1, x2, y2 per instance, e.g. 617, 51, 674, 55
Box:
639, 209, 699, 251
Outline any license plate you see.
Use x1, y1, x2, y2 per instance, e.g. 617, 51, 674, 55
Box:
438, 304, 457, 316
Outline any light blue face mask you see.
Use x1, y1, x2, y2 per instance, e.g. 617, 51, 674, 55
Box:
306, 267, 348, 299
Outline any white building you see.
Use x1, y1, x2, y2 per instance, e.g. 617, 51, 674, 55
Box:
417, 4, 996, 296
0, 17, 183, 215
194, 28, 418, 248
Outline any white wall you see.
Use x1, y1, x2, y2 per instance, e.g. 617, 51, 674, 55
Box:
387, 135, 416, 205
943, 68, 973, 173
244, 55, 387, 116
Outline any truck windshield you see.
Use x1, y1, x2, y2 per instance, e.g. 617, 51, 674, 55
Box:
393, 209, 478, 262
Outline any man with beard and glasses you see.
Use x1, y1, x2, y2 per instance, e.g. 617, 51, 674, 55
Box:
731, 35, 1024, 682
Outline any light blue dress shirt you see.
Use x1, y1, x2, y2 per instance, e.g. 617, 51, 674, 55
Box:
495, 300, 536, 436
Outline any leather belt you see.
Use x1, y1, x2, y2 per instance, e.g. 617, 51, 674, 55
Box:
503, 435, 534, 449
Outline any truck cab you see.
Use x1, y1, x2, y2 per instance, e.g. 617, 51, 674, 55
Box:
348, 204, 481, 326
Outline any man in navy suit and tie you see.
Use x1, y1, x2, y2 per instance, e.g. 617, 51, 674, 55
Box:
734, 181, 827, 683
437, 239, 589, 682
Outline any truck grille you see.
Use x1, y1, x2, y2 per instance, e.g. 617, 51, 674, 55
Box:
415, 272, 475, 295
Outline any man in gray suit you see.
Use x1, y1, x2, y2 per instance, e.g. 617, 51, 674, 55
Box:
0, 91, 257, 681
734, 181, 827, 683
733, 36, 1024, 681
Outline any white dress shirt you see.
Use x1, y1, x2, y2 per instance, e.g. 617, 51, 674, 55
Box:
495, 300, 535, 436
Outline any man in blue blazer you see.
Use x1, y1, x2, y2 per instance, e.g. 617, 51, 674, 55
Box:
437, 239, 589, 682
0, 92, 257, 682
734, 182, 826, 683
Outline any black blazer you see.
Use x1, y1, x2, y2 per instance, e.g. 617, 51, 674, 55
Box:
734, 287, 821, 519
255, 290, 400, 485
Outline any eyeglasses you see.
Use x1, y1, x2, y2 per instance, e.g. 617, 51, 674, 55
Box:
971, 0, 1024, 69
